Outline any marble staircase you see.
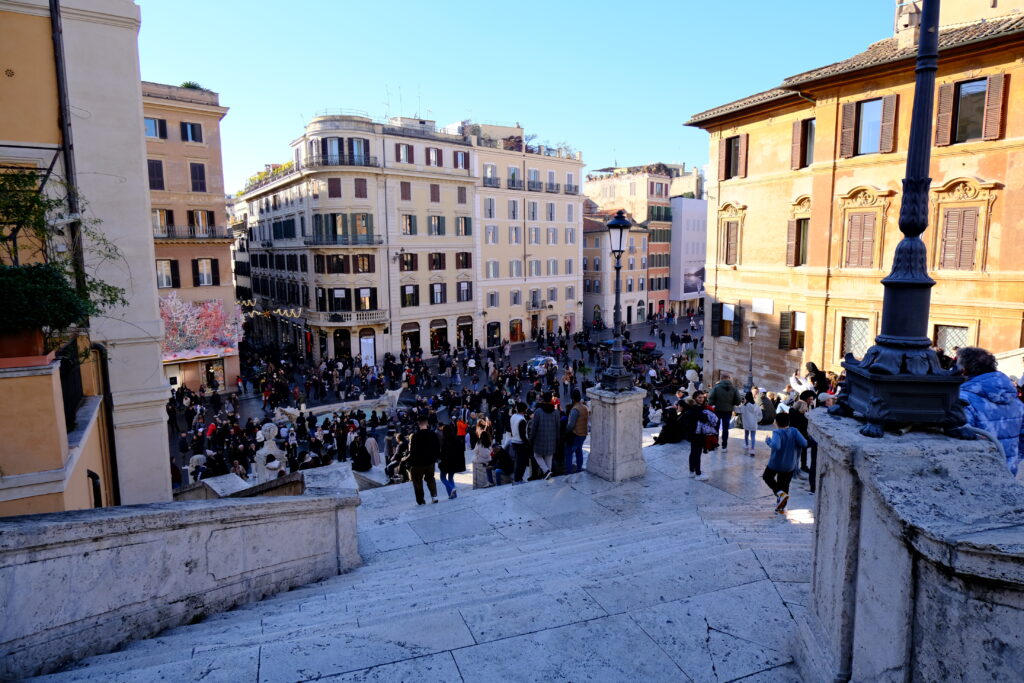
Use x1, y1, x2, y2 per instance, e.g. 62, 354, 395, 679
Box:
37, 435, 814, 682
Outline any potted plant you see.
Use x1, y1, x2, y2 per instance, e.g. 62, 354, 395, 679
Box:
0, 264, 89, 357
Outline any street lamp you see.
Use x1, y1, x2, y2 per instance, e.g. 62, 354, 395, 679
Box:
746, 321, 757, 394
601, 210, 633, 391
831, 0, 968, 438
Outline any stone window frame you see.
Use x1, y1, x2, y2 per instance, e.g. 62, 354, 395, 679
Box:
789, 195, 812, 267
716, 202, 746, 268
836, 185, 895, 271
831, 308, 879, 368
927, 177, 1001, 273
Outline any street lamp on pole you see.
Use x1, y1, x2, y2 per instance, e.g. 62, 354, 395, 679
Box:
601, 210, 634, 392
746, 321, 758, 394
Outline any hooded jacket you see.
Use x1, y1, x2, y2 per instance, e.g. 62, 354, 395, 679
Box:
708, 380, 742, 413
960, 371, 1024, 475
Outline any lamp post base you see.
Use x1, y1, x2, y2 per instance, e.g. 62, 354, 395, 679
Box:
600, 366, 634, 392
587, 387, 647, 482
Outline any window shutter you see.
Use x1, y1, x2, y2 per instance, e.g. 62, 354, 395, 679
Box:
732, 305, 743, 342
300, 255, 308, 272
935, 83, 955, 146
194, 125, 203, 143
206, 210, 215, 227
400, 181, 411, 200
340, 255, 351, 274
880, 94, 898, 153
186, 210, 195, 227
860, 213, 876, 268
791, 120, 803, 170
983, 73, 1007, 141
166, 210, 174, 227
464, 217, 471, 236
959, 207, 978, 269
320, 138, 329, 157
845, 213, 863, 267
211, 259, 221, 286
410, 215, 417, 234
368, 255, 376, 272
438, 216, 446, 235
786, 219, 798, 267
779, 311, 793, 350
346, 138, 354, 159
412, 253, 418, 269
940, 207, 961, 269
409, 145, 414, 164
314, 255, 324, 273
170, 260, 180, 288
840, 102, 857, 158
191, 259, 200, 286
717, 137, 727, 181
437, 148, 444, 167
737, 133, 748, 178
328, 178, 341, 198
725, 221, 738, 265
394, 142, 401, 161
158, 119, 167, 139
179, 122, 188, 141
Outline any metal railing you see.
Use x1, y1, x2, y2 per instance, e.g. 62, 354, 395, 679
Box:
152, 225, 230, 239
564, 184, 579, 195
306, 309, 389, 325
57, 340, 83, 432
507, 179, 524, 190
304, 154, 380, 169
527, 180, 543, 192
545, 182, 560, 193
303, 235, 384, 246
482, 177, 501, 188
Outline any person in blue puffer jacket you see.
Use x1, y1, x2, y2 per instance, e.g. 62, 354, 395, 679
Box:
957, 346, 1024, 476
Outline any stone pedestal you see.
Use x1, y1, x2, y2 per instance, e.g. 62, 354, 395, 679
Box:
586, 387, 646, 482
796, 411, 1024, 682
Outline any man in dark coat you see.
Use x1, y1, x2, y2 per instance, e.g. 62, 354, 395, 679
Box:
407, 417, 441, 504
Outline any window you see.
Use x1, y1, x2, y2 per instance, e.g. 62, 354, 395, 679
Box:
529, 227, 540, 245
937, 74, 1006, 145
511, 290, 521, 306
582, 256, 588, 271
487, 291, 499, 308
151, 208, 172, 233
429, 252, 446, 270
486, 260, 499, 278
457, 281, 473, 302
428, 215, 445, 235
567, 204, 575, 222
792, 118, 816, 169
456, 216, 472, 236
584, 279, 591, 292
430, 184, 440, 203
547, 259, 558, 276
844, 212, 876, 268
354, 254, 375, 273
778, 311, 807, 350
180, 122, 203, 143
456, 252, 472, 269
565, 259, 573, 275
787, 218, 810, 267
484, 197, 495, 218
547, 228, 557, 245
546, 202, 555, 221
528, 259, 540, 277
430, 283, 447, 305
396, 143, 413, 163
628, 257, 635, 269
483, 163, 497, 178
155, 260, 175, 288
547, 287, 557, 302
355, 287, 377, 311
710, 302, 741, 339
593, 279, 601, 293
722, 221, 739, 265
593, 257, 601, 271
510, 259, 522, 277
401, 284, 420, 307
402, 214, 417, 235
856, 99, 883, 155
399, 253, 418, 271
509, 225, 521, 244
189, 163, 207, 192
528, 201, 538, 221
453, 150, 469, 169
626, 277, 634, 292
508, 199, 519, 220
939, 206, 978, 270
566, 286, 575, 300
841, 317, 871, 359
147, 159, 165, 190
841, 96, 897, 157
486, 225, 498, 244
400, 181, 412, 201
355, 178, 368, 198
593, 236, 600, 248
457, 186, 467, 204
719, 134, 747, 180
934, 324, 969, 355
565, 227, 575, 244
426, 147, 442, 166
145, 117, 167, 139
195, 258, 214, 286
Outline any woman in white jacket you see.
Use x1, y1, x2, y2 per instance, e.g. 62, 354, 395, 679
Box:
737, 391, 763, 457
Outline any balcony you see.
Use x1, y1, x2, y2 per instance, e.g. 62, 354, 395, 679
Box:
545, 182, 560, 193
306, 309, 389, 326
564, 184, 579, 195
152, 225, 231, 240
507, 178, 524, 190
527, 180, 543, 192
303, 235, 384, 246
304, 154, 380, 169
482, 177, 501, 188
526, 298, 547, 311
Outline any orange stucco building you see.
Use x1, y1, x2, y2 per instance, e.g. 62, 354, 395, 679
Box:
686, 5, 1024, 390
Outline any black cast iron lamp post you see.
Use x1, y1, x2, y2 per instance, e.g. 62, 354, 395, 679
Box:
831, 0, 968, 438
601, 210, 634, 392
746, 321, 757, 394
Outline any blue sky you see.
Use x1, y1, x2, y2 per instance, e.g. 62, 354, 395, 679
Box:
137, 0, 897, 193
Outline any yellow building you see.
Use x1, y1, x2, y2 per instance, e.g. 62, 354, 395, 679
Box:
0, 0, 171, 514
686, 4, 1024, 389
582, 210, 651, 329
143, 82, 239, 392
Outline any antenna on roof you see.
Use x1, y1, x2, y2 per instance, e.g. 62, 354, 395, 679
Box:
384, 84, 391, 119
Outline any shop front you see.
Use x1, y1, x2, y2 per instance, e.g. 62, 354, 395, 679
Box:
456, 315, 474, 348
430, 319, 448, 355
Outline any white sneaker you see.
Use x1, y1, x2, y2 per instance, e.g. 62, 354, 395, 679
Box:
688, 471, 696, 478
696, 474, 710, 481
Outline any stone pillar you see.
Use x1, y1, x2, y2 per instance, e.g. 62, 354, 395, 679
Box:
585, 387, 646, 482
796, 411, 1024, 682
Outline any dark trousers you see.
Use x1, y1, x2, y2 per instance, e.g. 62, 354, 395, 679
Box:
762, 467, 794, 496
802, 436, 819, 493
688, 437, 703, 475
714, 411, 732, 447
409, 465, 437, 504
511, 442, 530, 482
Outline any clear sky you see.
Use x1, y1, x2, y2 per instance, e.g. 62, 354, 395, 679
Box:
137, 0, 897, 193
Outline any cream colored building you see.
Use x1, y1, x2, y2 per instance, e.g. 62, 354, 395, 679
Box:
236, 115, 582, 362
582, 211, 651, 328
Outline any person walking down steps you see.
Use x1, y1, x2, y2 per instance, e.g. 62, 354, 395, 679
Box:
763, 412, 806, 513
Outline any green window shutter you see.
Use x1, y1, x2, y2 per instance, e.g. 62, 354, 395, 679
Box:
710, 303, 722, 337
779, 311, 793, 350
732, 305, 743, 342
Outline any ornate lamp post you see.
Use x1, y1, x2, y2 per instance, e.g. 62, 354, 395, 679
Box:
601, 210, 634, 391
832, 0, 967, 437
745, 321, 758, 394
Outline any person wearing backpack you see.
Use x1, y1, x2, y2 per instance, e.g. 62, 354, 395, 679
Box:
683, 393, 715, 481
707, 372, 742, 451
763, 412, 807, 513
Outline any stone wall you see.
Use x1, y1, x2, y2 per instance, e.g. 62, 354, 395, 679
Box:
0, 464, 360, 679
796, 412, 1024, 681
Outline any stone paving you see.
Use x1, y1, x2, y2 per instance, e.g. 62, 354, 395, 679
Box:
40, 426, 812, 683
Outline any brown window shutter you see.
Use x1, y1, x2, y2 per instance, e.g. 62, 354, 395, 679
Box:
400, 181, 411, 201
717, 137, 727, 181
983, 73, 1007, 141
845, 213, 863, 267
786, 219, 798, 267
710, 303, 722, 336
725, 221, 738, 265
737, 134, 748, 178
791, 120, 803, 170
327, 178, 341, 198
436, 148, 443, 167
840, 102, 857, 158
395, 142, 401, 160
959, 207, 978, 269
940, 207, 961, 269
860, 213, 876, 268
778, 311, 793, 350
935, 83, 955, 146
879, 94, 898, 153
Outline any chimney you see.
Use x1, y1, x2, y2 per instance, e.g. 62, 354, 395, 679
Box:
895, 0, 922, 48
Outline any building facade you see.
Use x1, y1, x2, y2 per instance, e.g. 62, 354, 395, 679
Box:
686, 3, 1024, 389
143, 82, 239, 393
236, 116, 582, 363
582, 211, 651, 329
669, 196, 708, 308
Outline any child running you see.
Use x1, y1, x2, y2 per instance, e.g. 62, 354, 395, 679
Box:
763, 412, 806, 513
